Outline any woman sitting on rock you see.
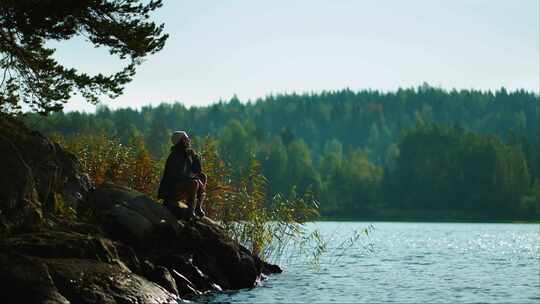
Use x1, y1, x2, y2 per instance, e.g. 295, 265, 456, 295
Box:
158, 131, 207, 219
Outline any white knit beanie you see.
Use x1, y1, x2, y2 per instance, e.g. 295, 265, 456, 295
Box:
171, 131, 189, 145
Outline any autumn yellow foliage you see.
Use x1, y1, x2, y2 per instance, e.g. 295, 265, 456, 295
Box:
56, 133, 320, 261
54, 133, 162, 197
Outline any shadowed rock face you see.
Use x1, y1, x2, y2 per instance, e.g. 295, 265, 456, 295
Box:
0, 116, 92, 233
0, 133, 42, 232
0, 116, 281, 303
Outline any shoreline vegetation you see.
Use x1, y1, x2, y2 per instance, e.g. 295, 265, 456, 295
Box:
52, 132, 321, 263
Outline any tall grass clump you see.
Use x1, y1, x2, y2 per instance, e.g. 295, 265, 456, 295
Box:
196, 137, 325, 263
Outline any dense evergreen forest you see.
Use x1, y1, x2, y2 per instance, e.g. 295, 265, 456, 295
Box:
24, 85, 540, 220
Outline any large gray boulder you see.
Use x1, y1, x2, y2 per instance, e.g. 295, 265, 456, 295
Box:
89, 182, 181, 246
89, 182, 281, 291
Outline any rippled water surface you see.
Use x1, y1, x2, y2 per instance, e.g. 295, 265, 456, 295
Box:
206, 222, 540, 303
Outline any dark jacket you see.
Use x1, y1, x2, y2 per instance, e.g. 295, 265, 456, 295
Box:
157, 144, 202, 200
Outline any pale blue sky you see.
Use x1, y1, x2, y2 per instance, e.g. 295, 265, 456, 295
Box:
53, 0, 540, 112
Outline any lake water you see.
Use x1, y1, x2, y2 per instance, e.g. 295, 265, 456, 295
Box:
204, 222, 540, 303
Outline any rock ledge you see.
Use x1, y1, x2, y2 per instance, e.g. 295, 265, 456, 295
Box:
0, 116, 281, 304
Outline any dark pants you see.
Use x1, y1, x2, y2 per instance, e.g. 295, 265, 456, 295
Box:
164, 174, 207, 217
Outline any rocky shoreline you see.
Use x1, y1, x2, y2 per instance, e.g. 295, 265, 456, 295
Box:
0, 116, 281, 303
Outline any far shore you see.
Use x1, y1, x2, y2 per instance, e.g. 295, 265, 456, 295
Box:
317, 216, 540, 224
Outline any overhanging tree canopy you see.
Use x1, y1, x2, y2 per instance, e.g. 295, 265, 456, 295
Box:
0, 0, 168, 114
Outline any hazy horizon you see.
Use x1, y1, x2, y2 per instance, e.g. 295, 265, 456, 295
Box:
48, 0, 539, 113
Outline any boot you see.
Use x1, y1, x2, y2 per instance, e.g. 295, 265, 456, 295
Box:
186, 198, 196, 220
195, 193, 206, 218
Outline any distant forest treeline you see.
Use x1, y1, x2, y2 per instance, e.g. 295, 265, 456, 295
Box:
24, 85, 540, 220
